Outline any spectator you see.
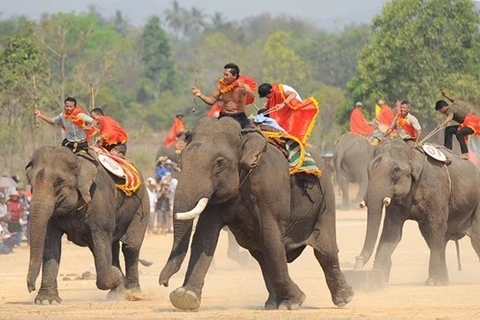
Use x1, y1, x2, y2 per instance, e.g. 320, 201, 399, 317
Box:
156, 180, 172, 235
145, 177, 158, 236
6, 190, 24, 246
0, 216, 16, 254
0, 193, 7, 221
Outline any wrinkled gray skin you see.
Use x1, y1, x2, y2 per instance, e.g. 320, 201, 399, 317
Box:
159, 117, 353, 311
25, 146, 149, 304
333, 132, 374, 210
357, 139, 480, 285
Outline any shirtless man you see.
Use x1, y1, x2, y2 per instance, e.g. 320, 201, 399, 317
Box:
191, 63, 256, 128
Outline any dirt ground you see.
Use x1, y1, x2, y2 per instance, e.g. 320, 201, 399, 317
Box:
1, 208, 479, 320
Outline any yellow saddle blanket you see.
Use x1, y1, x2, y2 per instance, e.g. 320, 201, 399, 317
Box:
262, 131, 321, 177
92, 147, 142, 196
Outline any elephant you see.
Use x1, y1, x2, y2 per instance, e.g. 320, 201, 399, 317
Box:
25, 146, 149, 304
158, 117, 353, 311
356, 138, 480, 285
333, 132, 375, 210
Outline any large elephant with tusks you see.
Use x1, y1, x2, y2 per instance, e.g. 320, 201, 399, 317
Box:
25, 147, 149, 304
159, 117, 353, 311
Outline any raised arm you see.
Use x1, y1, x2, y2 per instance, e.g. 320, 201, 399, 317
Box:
34, 109, 55, 125
192, 84, 221, 106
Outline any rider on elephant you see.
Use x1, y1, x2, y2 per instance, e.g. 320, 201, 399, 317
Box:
374, 99, 395, 132
34, 97, 96, 153
191, 63, 257, 129
382, 100, 422, 148
435, 91, 480, 160
257, 82, 319, 145
90, 108, 128, 157
349, 102, 374, 135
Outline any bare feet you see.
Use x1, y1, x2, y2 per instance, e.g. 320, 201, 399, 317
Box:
460, 153, 469, 160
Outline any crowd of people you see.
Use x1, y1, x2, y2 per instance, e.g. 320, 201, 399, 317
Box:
0, 177, 31, 254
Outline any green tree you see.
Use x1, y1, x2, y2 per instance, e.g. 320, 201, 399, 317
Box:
346, 0, 480, 129
140, 16, 178, 101
0, 30, 50, 171
261, 31, 309, 87
164, 0, 186, 38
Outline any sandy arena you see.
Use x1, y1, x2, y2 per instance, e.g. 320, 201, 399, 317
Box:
1, 208, 479, 320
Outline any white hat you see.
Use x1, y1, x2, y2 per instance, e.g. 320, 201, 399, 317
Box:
355, 101, 363, 107
10, 190, 19, 197
146, 177, 156, 184
165, 159, 173, 165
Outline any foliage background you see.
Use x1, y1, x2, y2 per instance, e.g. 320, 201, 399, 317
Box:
1, 0, 479, 179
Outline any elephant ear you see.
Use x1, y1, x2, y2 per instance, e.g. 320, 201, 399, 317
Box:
75, 154, 98, 204
410, 149, 425, 181
240, 130, 268, 170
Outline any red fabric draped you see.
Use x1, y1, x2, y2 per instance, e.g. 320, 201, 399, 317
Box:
164, 117, 185, 147
376, 104, 395, 127
219, 75, 257, 105
265, 84, 319, 144
208, 103, 223, 118
396, 113, 417, 139
349, 107, 374, 136
63, 106, 96, 141
460, 113, 480, 135
97, 116, 128, 147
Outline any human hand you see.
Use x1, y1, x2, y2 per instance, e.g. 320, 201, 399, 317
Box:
34, 109, 41, 116
192, 87, 202, 97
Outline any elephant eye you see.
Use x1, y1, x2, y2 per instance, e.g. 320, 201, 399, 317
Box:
393, 166, 400, 172
54, 178, 64, 188
213, 157, 225, 168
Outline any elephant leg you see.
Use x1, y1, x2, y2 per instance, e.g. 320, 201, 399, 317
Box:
418, 217, 449, 286
468, 211, 480, 261
249, 249, 277, 310
169, 213, 223, 311
111, 241, 122, 272
355, 175, 368, 204
35, 224, 63, 305
312, 229, 353, 307
227, 228, 249, 267
121, 213, 147, 292
258, 217, 305, 310
372, 211, 406, 283
90, 232, 123, 292
337, 173, 350, 210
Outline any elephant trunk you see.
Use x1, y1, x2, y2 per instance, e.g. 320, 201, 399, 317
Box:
27, 188, 55, 292
355, 186, 391, 269
159, 173, 213, 287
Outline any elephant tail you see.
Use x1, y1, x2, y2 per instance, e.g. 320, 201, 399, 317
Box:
455, 239, 462, 271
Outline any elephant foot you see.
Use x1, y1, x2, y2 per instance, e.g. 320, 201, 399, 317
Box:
277, 291, 306, 310
331, 283, 354, 307
107, 283, 126, 301
264, 295, 277, 310
170, 287, 201, 311
96, 266, 123, 291
425, 277, 449, 286
34, 289, 62, 305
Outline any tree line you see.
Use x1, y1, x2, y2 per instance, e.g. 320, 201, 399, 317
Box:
0, 0, 479, 175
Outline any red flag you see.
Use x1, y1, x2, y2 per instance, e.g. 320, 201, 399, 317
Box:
164, 117, 185, 147
97, 115, 128, 146
264, 84, 319, 144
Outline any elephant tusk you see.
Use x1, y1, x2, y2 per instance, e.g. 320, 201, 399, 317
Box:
359, 200, 367, 209
175, 198, 209, 220
383, 197, 392, 206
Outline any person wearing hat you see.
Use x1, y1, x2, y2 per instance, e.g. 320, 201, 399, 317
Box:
145, 177, 158, 236
349, 101, 374, 136
435, 94, 480, 160
156, 179, 172, 235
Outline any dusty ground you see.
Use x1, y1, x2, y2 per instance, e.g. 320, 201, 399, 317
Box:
1, 209, 479, 320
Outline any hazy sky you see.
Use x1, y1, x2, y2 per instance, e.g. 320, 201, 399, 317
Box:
0, 0, 390, 29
